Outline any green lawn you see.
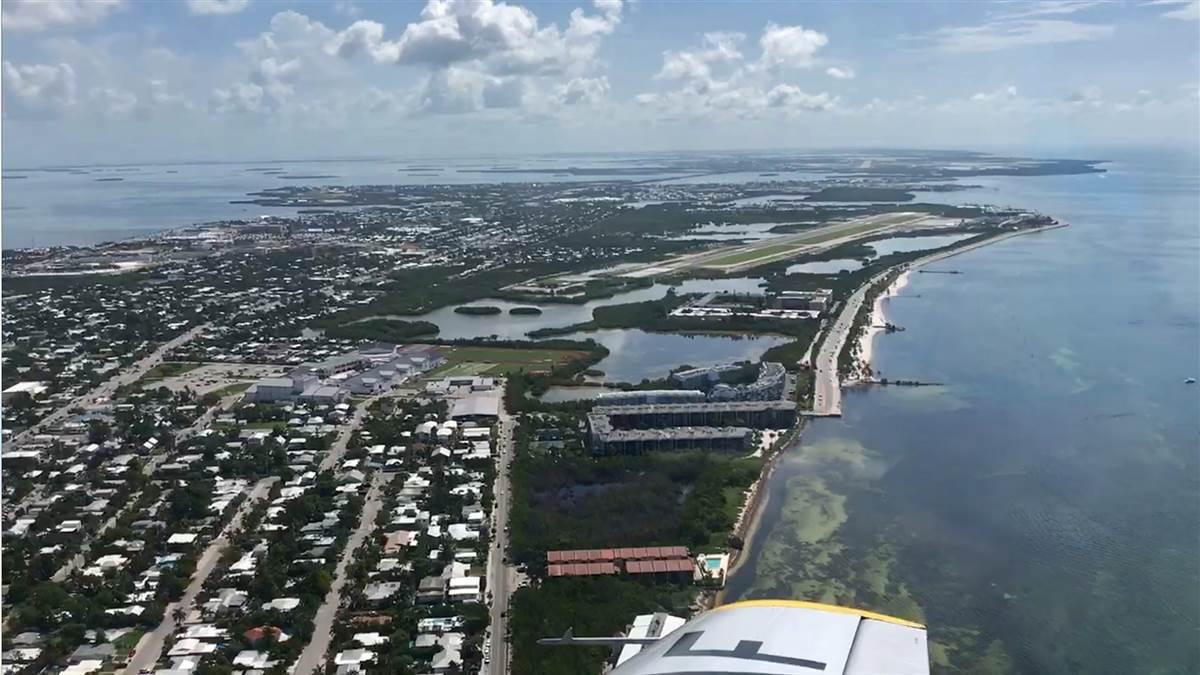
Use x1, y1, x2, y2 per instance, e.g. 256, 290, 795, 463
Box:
434, 346, 586, 375
141, 361, 202, 381
214, 382, 252, 396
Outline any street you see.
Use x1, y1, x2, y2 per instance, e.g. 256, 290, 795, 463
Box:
485, 407, 518, 675
118, 476, 276, 675
291, 473, 388, 675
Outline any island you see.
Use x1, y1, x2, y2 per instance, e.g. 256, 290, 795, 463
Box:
454, 305, 503, 315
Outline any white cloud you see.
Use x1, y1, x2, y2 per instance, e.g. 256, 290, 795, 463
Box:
1148, 0, 1200, 20
413, 67, 525, 114
765, 84, 836, 111
185, 0, 250, 16
214, 11, 350, 115
1007, 1, 1103, 17
758, 23, 828, 69
90, 86, 138, 117
657, 32, 744, 82
826, 66, 855, 79
334, 1, 362, 18
643, 24, 835, 120
557, 76, 609, 105
970, 84, 1019, 102
328, 0, 622, 77
921, 17, 1113, 52
2, 61, 77, 115
1, 0, 124, 32
210, 82, 266, 114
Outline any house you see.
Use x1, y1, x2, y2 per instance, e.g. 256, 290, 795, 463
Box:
447, 576, 482, 603
416, 576, 444, 605
352, 633, 389, 647
417, 616, 464, 634
430, 633, 464, 672
262, 597, 301, 613
232, 651, 276, 669
332, 649, 375, 667
362, 582, 404, 604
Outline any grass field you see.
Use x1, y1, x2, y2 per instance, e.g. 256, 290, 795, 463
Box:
142, 361, 202, 381
430, 346, 587, 376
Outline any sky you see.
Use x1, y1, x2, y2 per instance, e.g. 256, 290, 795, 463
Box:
2, 0, 1198, 166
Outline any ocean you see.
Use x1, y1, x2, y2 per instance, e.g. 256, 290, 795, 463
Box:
725, 150, 1200, 674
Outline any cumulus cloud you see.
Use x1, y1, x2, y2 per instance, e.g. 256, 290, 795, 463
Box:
557, 76, 609, 105
765, 84, 836, 111
2, 61, 77, 116
657, 32, 744, 82
328, 0, 622, 77
641, 23, 836, 120
210, 82, 266, 114
90, 86, 138, 117
412, 67, 528, 114
825, 66, 854, 79
2, 0, 124, 32
758, 23, 828, 69
186, 0, 250, 16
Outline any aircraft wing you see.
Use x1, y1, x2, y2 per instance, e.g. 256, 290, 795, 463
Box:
608, 599, 929, 675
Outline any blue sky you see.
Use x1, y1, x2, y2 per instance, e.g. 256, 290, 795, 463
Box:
2, 0, 1197, 165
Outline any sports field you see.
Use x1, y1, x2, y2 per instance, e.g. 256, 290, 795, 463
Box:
428, 346, 587, 376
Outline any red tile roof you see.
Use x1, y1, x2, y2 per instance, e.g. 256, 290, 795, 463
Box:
546, 546, 688, 564
625, 558, 694, 574
546, 562, 617, 577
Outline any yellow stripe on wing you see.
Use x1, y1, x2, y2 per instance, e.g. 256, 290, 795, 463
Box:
715, 599, 926, 629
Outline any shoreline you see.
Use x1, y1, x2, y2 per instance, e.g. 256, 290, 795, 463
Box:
854, 270, 911, 377
714, 434, 787, 606
717, 222, 1070, 605
852, 222, 1069, 374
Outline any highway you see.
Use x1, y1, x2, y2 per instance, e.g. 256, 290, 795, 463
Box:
119, 476, 276, 675
485, 408, 518, 675
291, 473, 387, 675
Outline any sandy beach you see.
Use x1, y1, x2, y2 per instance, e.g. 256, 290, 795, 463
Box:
855, 269, 911, 376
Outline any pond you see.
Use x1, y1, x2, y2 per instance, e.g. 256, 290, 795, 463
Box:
556, 329, 790, 383
786, 258, 865, 275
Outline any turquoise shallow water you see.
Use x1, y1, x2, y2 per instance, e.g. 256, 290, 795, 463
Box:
727, 150, 1200, 674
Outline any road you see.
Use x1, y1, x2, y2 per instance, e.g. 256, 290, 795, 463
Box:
8, 322, 211, 446
51, 392, 242, 583
810, 268, 885, 417
119, 476, 275, 675
318, 392, 387, 472
291, 473, 387, 675
485, 407, 518, 675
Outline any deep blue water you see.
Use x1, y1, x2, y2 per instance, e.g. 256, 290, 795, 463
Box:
728, 151, 1200, 674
